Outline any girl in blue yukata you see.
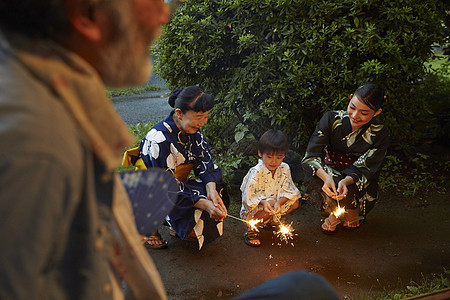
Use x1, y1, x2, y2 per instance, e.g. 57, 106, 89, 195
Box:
240, 130, 301, 247
139, 86, 228, 250
302, 82, 390, 234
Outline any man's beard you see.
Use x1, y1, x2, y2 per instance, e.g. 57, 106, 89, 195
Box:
96, 2, 154, 88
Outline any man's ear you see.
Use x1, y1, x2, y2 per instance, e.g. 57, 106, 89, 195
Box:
66, 0, 101, 42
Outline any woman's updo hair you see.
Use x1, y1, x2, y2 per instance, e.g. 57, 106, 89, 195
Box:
168, 86, 215, 113
354, 82, 385, 110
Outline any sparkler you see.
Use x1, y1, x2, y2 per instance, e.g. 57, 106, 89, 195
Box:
275, 222, 295, 244
227, 213, 296, 245
333, 205, 346, 218
248, 218, 263, 231
272, 213, 295, 245
227, 215, 262, 231
332, 192, 346, 218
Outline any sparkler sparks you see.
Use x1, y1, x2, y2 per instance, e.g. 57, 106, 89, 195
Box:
248, 218, 262, 231
275, 222, 295, 244
333, 206, 346, 218
271, 214, 296, 245
227, 214, 295, 245
227, 215, 262, 231
332, 192, 346, 218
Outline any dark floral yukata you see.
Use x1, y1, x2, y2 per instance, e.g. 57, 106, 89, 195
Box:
139, 112, 228, 249
302, 110, 390, 217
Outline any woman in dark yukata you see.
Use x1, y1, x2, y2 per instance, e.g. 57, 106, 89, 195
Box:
302, 82, 390, 234
139, 86, 228, 249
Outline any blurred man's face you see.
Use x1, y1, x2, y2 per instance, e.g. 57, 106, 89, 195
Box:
98, 0, 169, 87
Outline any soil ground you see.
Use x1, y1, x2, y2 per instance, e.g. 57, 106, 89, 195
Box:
148, 192, 450, 300
119, 78, 450, 299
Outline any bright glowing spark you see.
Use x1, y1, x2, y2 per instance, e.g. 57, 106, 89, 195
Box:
333, 206, 346, 218
275, 222, 295, 244
248, 219, 262, 231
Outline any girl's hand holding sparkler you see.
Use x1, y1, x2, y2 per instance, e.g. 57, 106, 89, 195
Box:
320, 173, 339, 198
332, 193, 346, 201
320, 173, 346, 201
336, 176, 355, 199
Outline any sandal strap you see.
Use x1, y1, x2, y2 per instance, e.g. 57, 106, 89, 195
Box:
344, 216, 364, 227
246, 230, 260, 239
323, 215, 341, 230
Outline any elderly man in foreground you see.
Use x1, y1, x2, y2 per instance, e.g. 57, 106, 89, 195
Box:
0, 1, 169, 299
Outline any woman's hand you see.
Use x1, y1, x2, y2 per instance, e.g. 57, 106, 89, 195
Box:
317, 168, 345, 200
322, 175, 338, 198
205, 201, 227, 221
336, 176, 355, 199
205, 182, 227, 220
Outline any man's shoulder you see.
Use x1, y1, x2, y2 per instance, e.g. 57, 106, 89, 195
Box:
0, 62, 84, 170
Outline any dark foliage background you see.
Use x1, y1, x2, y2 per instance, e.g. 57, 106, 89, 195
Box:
153, 0, 449, 156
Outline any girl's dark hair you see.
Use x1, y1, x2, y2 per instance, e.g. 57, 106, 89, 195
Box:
258, 130, 289, 155
168, 86, 214, 113
354, 82, 385, 110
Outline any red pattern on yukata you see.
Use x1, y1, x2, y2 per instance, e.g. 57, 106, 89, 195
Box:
324, 146, 356, 168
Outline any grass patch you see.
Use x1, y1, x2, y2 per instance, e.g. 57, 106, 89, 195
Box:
106, 83, 166, 98
127, 122, 157, 147
379, 154, 449, 200
349, 269, 450, 300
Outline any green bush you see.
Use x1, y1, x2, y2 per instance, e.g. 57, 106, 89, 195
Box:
128, 122, 157, 147
379, 154, 449, 199
422, 53, 450, 146
154, 0, 449, 154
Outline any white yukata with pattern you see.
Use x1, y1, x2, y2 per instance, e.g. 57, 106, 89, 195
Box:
240, 159, 301, 223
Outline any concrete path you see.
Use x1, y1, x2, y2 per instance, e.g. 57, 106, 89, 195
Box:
112, 90, 172, 125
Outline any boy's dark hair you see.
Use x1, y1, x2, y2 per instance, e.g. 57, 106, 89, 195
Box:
258, 129, 289, 155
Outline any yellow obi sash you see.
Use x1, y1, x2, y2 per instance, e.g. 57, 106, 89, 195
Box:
122, 147, 194, 181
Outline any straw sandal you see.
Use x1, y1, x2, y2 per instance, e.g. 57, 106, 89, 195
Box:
142, 232, 168, 249
343, 216, 365, 231
321, 214, 341, 235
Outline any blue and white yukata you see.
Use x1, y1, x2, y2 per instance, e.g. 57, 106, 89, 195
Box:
240, 159, 301, 223
139, 112, 228, 249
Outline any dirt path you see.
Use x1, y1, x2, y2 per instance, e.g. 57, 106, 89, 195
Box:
148, 195, 449, 299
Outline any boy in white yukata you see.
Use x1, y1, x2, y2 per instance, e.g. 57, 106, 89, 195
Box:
240, 130, 301, 247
